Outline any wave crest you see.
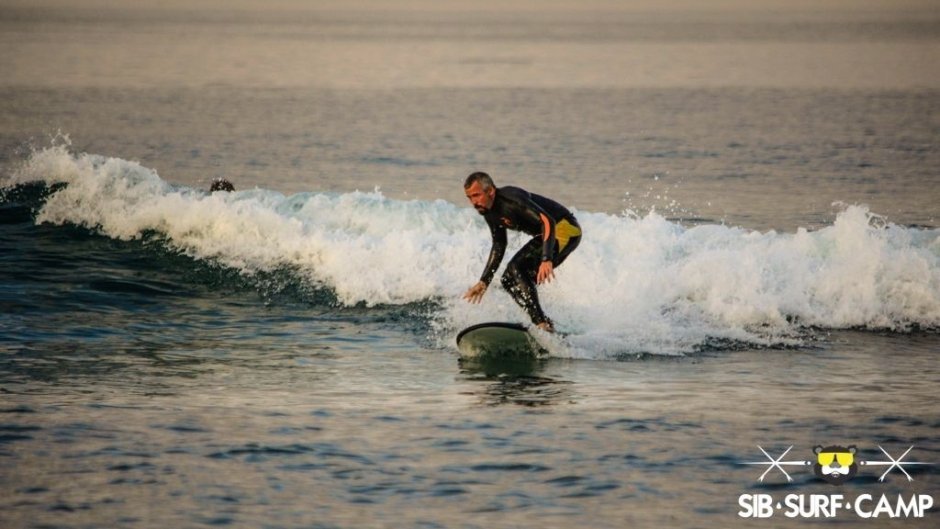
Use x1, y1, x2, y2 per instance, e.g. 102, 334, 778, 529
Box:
6, 147, 939, 356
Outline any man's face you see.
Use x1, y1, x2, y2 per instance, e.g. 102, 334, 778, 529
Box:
465, 181, 495, 214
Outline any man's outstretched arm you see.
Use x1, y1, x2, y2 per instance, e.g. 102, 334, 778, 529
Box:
465, 222, 506, 302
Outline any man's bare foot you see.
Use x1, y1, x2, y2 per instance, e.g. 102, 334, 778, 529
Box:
536, 322, 554, 333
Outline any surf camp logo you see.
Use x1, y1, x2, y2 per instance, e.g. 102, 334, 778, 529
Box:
738, 444, 935, 519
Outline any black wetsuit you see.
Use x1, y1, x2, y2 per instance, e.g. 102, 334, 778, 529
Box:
478, 186, 581, 326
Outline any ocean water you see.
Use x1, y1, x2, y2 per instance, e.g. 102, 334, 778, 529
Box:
1, 2, 939, 528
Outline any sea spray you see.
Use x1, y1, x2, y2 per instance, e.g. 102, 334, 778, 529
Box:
6, 147, 939, 357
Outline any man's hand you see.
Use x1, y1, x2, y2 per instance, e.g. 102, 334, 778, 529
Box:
463, 281, 487, 303
537, 261, 555, 284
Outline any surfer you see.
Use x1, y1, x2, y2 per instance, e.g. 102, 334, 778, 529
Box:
209, 178, 235, 192
462, 172, 581, 332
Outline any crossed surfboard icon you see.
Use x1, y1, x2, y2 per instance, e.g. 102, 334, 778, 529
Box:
744, 445, 933, 483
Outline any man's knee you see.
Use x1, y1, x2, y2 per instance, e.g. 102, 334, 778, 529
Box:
502, 259, 535, 290
500, 263, 520, 291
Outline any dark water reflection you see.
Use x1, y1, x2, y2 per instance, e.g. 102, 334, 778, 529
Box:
459, 357, 576, 407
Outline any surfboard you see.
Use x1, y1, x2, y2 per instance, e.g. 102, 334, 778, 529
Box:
455, 322, 547, 359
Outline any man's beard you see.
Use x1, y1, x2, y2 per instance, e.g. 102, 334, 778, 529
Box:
474, 205, 488, 214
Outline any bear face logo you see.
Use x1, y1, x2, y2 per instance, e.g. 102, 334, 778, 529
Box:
813, 445, 858, 485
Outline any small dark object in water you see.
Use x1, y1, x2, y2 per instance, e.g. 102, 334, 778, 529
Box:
210, 178, 235, 192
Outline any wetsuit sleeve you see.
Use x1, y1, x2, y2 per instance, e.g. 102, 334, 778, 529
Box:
537, 210, 557, 262
512, 190, 557, 261
480, 218, 507, 285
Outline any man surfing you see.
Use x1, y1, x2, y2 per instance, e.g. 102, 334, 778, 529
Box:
462, 172, 581, 332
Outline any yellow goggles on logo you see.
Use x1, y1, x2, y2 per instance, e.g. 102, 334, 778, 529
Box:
817, 452, 854, 466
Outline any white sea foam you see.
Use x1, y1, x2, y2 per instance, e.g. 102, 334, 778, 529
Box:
9, 147, 940, 357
